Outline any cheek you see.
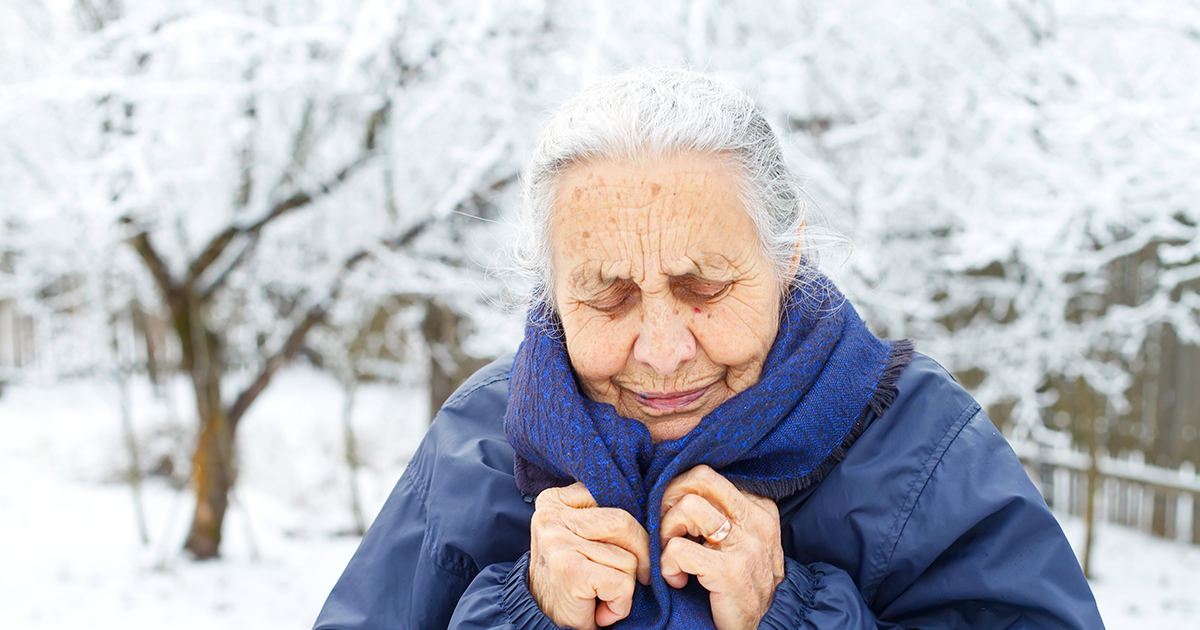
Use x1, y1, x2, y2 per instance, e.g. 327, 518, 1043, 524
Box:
561, 313, 637, 382
696, 300, 779, 367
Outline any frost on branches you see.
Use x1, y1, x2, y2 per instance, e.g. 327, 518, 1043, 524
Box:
2, 0, 1197, 556
778, 0, 1200, 448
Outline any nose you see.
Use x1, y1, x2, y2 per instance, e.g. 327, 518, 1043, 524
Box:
632, 298, 696, 376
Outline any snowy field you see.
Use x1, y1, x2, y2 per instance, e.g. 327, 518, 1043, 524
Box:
1, 367, 1197, 629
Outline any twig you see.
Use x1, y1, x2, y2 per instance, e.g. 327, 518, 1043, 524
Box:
229, 486, 261, 562
114, 322, 150, 545
341, 377, 366, 536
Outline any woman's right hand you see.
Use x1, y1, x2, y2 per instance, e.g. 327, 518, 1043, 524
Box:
529, 482, 651, 630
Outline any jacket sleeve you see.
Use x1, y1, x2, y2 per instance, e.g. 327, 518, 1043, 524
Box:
774, 406, 1103, 629
447, 553, 564, 630
312, 439, 474, 630
313, 359, 533, 630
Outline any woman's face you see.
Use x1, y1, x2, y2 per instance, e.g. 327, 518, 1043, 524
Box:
551, 154, 787, 442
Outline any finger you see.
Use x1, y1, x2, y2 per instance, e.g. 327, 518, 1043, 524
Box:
660, 535, 727, 593
583, 562, 637, 626
660, 493, 729, 543
707, 519, 732, 544
561, 508, 652, 585
595, 599, 628, 627
541, 545, 637, 630
573, 538, 640, 582
537, 482, 598, 510
661, 465, 745, 520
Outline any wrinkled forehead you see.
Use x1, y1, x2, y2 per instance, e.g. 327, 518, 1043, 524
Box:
549, 153, 749, 222
548, 156, 765, 285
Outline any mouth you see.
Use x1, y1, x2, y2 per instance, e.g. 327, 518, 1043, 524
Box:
632, 385, 711, 413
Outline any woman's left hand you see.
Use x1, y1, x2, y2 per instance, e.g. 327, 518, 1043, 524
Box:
659, 465, 785, 630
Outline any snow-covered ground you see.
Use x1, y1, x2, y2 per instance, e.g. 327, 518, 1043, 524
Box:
1061, 518, 1200, 630
0, 367, 423, 629
1, 367, 1197, 629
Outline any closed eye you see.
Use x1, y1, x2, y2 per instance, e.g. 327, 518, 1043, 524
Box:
672, 277, 731, 302
586, 280, 638, 312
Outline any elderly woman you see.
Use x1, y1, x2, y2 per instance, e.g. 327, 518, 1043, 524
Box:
314, 69, 1103, 630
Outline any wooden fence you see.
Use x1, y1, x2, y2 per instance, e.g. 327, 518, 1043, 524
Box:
1011, 439, 1200, 545
0, 299, 36, 389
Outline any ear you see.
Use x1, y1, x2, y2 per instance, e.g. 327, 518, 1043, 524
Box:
785, 219, 805, 280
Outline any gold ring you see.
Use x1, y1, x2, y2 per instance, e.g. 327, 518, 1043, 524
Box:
706, 519, 732, 544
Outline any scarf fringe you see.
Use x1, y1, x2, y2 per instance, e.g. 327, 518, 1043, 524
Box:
869, 339, 916, 417
730, 411, 871, 499
732, 338, 915, 501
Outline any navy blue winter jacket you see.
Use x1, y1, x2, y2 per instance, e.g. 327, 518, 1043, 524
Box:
313, 353, 1104, 629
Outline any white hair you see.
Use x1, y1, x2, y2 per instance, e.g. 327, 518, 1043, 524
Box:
514, 67, 808, 311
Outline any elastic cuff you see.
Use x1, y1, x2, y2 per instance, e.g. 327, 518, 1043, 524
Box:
758, 557, 816, 630
502, 552, 562, 630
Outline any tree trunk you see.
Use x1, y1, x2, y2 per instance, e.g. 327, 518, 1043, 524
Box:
422, 300, 492, 422
1078, 380, 1099, 579
177, 296, 235, 560
185, 405, 234, 558
1082, 439, 1098, 579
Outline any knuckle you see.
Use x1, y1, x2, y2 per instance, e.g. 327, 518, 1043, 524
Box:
534, 487, 561, 510
618, 513, 647, 541
557, 550, 589, 576
659, 510, 682, 537
612, 548, 638, 574
753, 494, 780, 517
692, 464, 717, 479
661, 534, 691, 555
567, 482, 595, 504
530, 508, 554, 528
601, 509, 641, 542
678, 493, 707, 513
594, 508, 621, 531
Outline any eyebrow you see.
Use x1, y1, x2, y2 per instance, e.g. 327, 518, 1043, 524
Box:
567, 265, 616, 293
566, 260, 737, 294
688, 253, 737, 277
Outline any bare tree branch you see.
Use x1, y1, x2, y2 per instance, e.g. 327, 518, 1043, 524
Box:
224, 162, 517, 428
188, 150, 378, 289
228, 297, 328, 428
270, 97, 316, 194
128, 230, 176, 298
224, 208, 441, 429
185, 227, 239, 286
198, 236, 259, 301
225, 215, 430, 429
365, 100, 389, 151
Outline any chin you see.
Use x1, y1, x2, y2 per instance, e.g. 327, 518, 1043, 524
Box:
634, 411, 706, 442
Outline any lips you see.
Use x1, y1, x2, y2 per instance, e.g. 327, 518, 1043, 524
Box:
633, 385, 710, 413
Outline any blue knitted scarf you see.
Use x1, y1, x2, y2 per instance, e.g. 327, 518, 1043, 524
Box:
505, 275, 912, 630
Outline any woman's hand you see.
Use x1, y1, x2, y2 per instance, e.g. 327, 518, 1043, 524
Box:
529, 482, 652, 630
659, 465, 785, 630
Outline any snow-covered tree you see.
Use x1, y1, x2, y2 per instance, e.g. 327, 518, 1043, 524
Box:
3, 0, 1197, 557
736, 0, 1200, 447
2, 0, 550, 557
